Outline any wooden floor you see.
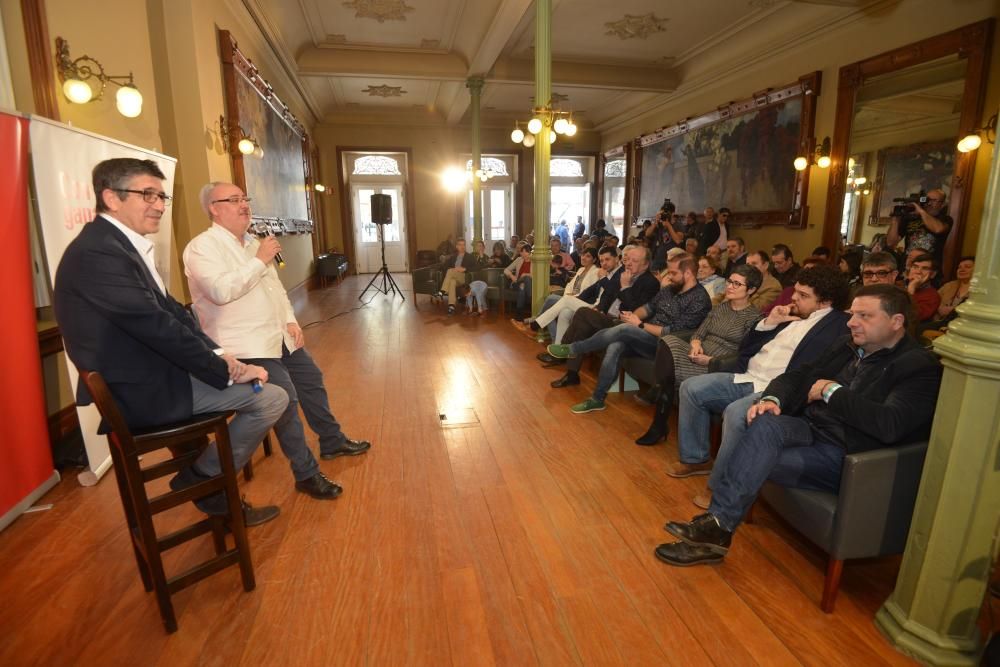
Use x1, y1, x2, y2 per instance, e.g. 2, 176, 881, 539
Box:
3, 275, 995, 666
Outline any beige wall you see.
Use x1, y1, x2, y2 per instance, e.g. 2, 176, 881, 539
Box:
601, 0, 1000, 260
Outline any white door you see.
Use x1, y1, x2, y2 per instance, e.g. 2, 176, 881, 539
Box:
352, 184, 407, 273
465, 184, 513, 243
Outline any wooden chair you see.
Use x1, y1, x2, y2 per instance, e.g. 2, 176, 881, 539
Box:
241, 433, 273, 481
79, 370, 256, 633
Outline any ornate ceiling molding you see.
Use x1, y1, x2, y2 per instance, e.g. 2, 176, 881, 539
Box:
363, 84, 407, 97
604, 13, 669, 40
342, 0, 415, 23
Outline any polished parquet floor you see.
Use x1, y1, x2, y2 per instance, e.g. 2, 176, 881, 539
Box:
4, 275, 991, 666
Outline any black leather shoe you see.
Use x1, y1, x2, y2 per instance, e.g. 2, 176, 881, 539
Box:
550, 372, 580, 388
536, 352, 566, 365
239, 499, 281, 527
295, 472, 343, 500
321, 438, 372, 460
664, 513, 732, 554
654, 541, 725, 566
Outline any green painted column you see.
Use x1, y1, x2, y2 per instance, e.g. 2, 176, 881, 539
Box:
531, 0, 552, 317
874, 115, 1000, 665
467, 77, 484, 245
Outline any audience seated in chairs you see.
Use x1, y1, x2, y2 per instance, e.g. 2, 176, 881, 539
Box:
697, 255, 727, 304
919, 255, 974, 340
906, 252, 941, 322
724, 237, 748, 277
672, 265, 850, 498
542, 245, 659, 384
859, 251, 899, 287
761, 255, 828, 316
655, 284, 943, 570
487, 240, 511, 268
546, 252, 712, 414
529, 247, 618, 351
771, 243, 801, 289
549, 254, 569, 291
436, 238, 478, 315
548, 236, 575, 271
746, 250, 782, 310
503, 243, 534, 317
470, 239, 490, 270
636, 264, 763, 445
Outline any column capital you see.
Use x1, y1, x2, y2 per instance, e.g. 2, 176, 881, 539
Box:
465, 77, 484, 92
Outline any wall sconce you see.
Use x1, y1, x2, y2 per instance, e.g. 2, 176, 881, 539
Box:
794, 136, 831, 171
511, 101, 577, 148
55, 37, 143, 117
218, 115, 263, 158
314, 183, 326, 192
845, 158, 870, 196
957, 112, 997, 153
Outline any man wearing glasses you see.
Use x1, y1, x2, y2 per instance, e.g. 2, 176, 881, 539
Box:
885, 188, 952, 266
54, 159, 288, 526
859, 252, 899, 287
184, 182, 371, 503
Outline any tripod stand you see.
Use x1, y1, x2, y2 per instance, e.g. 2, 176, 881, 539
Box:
359, 222, 405, 302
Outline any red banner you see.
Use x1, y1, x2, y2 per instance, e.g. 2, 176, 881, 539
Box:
0, 112, 54, 521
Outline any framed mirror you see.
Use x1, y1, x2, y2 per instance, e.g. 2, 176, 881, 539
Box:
821, 19, 993, 277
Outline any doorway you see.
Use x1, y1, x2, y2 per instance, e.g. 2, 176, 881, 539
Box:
351, 184, 408, 273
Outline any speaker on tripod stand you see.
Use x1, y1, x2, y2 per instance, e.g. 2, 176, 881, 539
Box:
359, 193, 405, 302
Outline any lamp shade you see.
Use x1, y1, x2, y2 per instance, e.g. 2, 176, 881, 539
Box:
816, 155, 831, 169
527, 117, 543, 134
565, 122, 578, 137
549, 131, 556, 144
793, 156, 809, 171
553, 117, 569, 134
115, 84, 143, 117
522, 134, 536, 147
511, 127, 524, 143
957, 134, 982, 153
63, 78, 93, 104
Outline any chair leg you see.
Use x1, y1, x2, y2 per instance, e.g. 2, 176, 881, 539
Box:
215, 425, 256, 593
242, 459, 254, 481
821, 558, 844, 613
262, 434, 273, 457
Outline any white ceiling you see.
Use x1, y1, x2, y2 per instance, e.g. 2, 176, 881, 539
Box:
245, 0, 877, 132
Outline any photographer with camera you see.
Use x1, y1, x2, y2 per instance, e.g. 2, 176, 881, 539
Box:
647, 198, 684, 271
885, 188, 952, 266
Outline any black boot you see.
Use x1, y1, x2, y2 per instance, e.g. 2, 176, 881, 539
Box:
636, 392, 672, 446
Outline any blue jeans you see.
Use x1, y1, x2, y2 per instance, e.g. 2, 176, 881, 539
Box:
242, 345, 347, 482
569, 324, 659, 402
467, 280, 487, 311
538, 294, 560, 337
708, 390, 762, 490
515, 276, 532, 311
677, 373, 755, 464
708, 414, 845, 532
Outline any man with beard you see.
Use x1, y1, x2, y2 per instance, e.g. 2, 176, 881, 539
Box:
669, 265, 850, 481
655, 285, 942, 567
546, 253, 711, 413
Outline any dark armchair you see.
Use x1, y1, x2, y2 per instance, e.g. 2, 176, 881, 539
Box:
411, 264, 443, 307
758, 440, 929, 612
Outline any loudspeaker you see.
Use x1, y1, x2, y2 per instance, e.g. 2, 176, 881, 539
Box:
370, 193, 392, 225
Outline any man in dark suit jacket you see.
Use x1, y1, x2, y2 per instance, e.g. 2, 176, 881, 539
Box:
549, 245, 661, 388
656, 285, 942, 567
53, 158, 287, 524
669, 265, 851, 482
436, 237, 479, 314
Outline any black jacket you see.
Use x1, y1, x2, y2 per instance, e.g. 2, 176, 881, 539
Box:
54, 216, 230, 430
442, 252, 478, 272
762, 334, 942, 453
735, 309, 850, 373
588, 269, 660, 314
577, 265, 622, 305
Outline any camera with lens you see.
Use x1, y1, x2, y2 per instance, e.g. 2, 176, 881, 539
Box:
890, 191, 928, 218
660, 198, 676, 216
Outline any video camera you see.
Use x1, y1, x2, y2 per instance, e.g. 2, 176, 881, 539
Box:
890, 191, 928, 218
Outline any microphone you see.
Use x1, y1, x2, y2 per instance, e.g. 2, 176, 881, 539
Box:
267, 231, 286, 268
251, 379, 263, 393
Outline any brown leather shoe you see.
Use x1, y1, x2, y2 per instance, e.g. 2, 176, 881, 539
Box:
692, 492, 711, 510
665, 460, 713, 478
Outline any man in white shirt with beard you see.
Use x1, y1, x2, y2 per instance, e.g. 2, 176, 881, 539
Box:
184, 182, 371, 502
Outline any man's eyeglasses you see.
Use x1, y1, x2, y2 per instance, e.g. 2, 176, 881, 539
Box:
925, 197, 943, 203
211, 196, 252, 205
725, 279, 747, 288
861, 269, 893, 279
115, 188, 172, 205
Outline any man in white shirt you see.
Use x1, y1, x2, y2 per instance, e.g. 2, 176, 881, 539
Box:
184, 182, 371, 502
670, 265, 850, 482
54, 159, 286, 526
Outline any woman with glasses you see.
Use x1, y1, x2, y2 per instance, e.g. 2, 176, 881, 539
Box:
636, 264, 763, 445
